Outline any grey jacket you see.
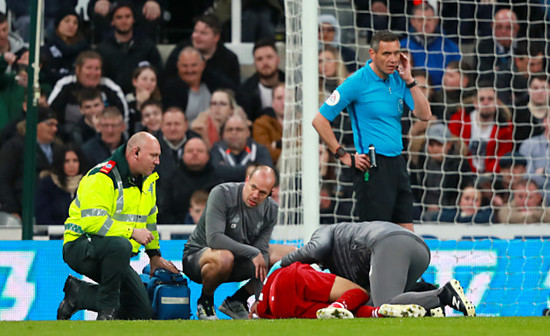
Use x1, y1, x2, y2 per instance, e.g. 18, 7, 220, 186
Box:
183, 182, 278, 262
281, 221, 429, 289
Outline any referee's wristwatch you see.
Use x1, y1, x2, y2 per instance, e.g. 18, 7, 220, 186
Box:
406, 79, 418, 89
332, 146, 346, 159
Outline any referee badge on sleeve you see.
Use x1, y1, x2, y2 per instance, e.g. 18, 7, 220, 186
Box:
326, 90, 340, 106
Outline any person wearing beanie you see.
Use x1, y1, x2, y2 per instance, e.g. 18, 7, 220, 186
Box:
0, 106, 63, 218
41, 8, 90, 87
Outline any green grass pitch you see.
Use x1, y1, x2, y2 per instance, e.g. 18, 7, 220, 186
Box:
1, 318, 549, 336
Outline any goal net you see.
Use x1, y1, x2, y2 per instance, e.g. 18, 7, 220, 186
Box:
277, 0, 550, 316
278, 0, 550, 231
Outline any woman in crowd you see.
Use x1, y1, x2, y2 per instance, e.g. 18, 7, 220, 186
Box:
434, 184, 494, 224
125, 65, 162, 134
191, 89, 247, 149
318, 45, 349, 105
35, 145, 86, 225
42, 9, 89, 86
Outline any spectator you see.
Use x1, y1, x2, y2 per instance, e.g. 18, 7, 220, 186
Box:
211, 113, 273, 182
513, 75, 549, 144
96, 2, 162, 94
184, 189, 209, 225
409, 122, 473, 221
475, 8, 520, 84
125, 65, 162, 134
318, 14, 358, 73
155, 106, 200, 206
0, 107, 62, 218
241, 0, 283, 43
66, 87, 103, 146
449, 83, 513, 173
237, 38, 284, 122
435, 185, 494, 224
138, 99, 163, 135
318, 45, 350, 104
0, 11, 28, 74
41, 8, 90, 87
403, 69, 436, 152
497, 40, 546, 106
354, 0, 407, 43
6, 0, 77, 42
87, 0, 163, 43
158, 137, 222, 224
0, 51, 32, 130
399, 2, 461, 87
493, 151, 530, 207
35, 145, 86, 225
0, 90, 49, 147
253, 83, 285, 165
81, 106, 127, 166
191, 88, 246, 150
519, 112, 550, 178
48, 50, 128, 132
497, 178, 550, 224
163, 46, 235, 124
430, 60, 475, 121
165, 14, 240, 86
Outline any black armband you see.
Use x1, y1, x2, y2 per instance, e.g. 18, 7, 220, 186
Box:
146, 249, 161, 258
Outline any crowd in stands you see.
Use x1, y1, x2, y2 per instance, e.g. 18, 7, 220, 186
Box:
0, 0, 549, 227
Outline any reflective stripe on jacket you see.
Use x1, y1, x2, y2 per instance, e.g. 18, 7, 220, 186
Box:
63, 146, 160, 253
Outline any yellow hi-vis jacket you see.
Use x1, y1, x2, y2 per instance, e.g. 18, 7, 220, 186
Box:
63, 145, 160, 254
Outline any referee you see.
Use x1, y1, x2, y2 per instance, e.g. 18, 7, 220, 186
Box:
313, 30, 431, 231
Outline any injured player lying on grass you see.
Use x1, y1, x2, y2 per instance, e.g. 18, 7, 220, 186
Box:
248, 262, 426, 319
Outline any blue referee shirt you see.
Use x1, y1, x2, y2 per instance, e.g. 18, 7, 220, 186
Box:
319, 59, 414, 156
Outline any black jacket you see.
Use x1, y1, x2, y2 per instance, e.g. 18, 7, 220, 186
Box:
0, 135, 62, 214
81, 134, 125, 167
158, 160, 222, 224
96, 33, 163, 94
165, 40, 241, 86
41, 34, 90, 87
237, 70, 285, 122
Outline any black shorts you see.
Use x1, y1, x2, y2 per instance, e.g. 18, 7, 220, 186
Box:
353, 154, 413, 223
182, 247, 256, 284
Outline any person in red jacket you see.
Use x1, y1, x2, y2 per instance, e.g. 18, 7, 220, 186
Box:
250, 262, 426, 319
448, 83, 513, 173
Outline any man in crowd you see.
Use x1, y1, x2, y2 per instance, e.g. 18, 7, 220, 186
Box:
81, 107, 127, 166
237, 38, 284, 122
155, 106, 200, 207
162, 46, 235, 124
400, 2, 461, 87
57, 132, 178, 320
210, 113, 273, 182
48, 50, 128, 129
96, 1, 163, 94
158, 137, 222, 224
165, 14, 240, 86
0, 107, 61, 218
448, 83, 513, 173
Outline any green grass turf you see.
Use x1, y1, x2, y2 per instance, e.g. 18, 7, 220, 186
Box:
1, 318, 550, 336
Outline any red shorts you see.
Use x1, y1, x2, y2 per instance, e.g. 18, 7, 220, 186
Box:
258, 262, 336, 318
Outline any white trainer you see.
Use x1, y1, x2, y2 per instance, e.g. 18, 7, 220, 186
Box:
378, 304, 426, 318
316, 306, 354, 319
